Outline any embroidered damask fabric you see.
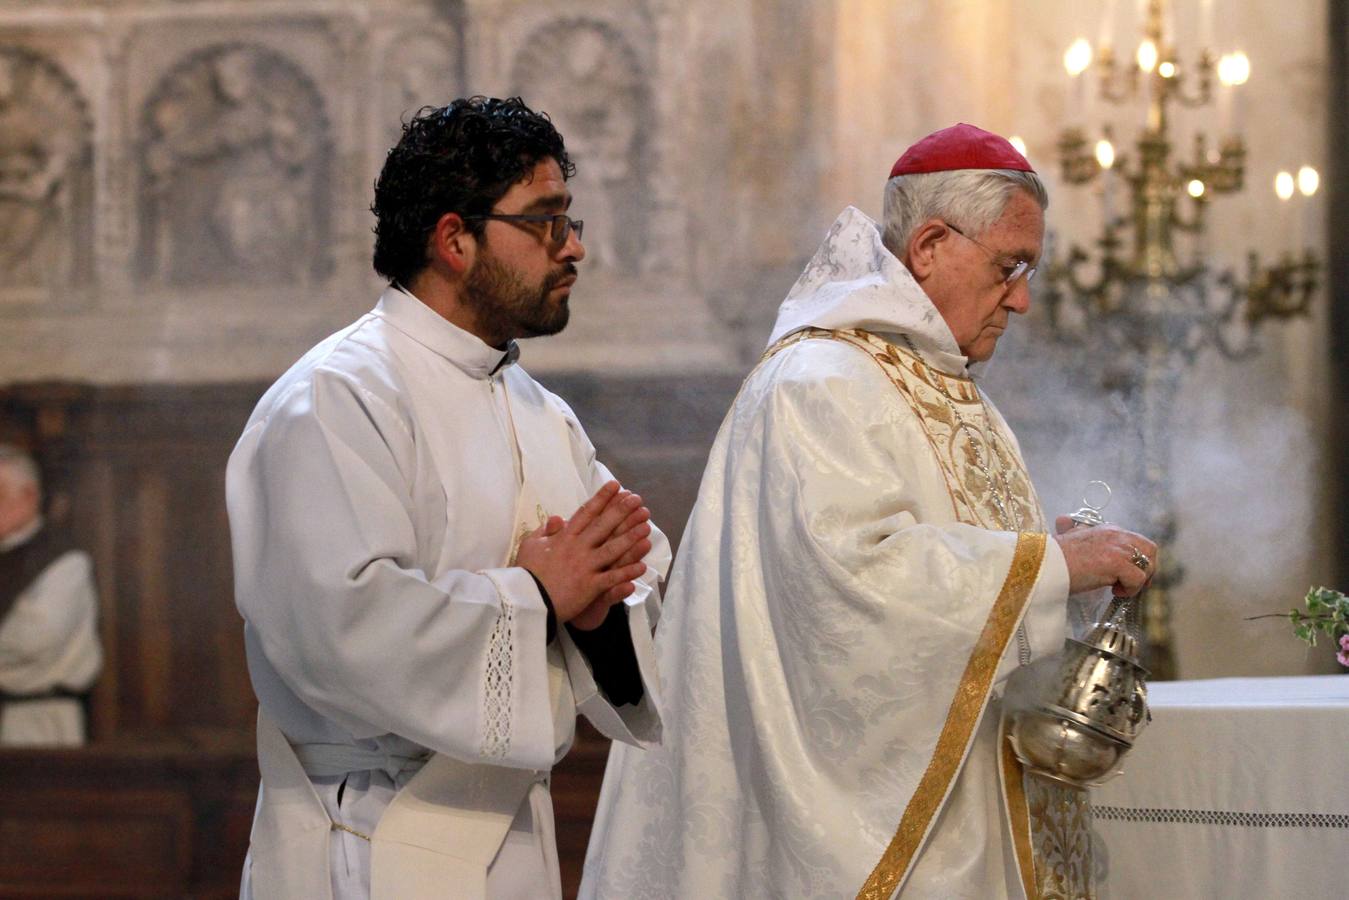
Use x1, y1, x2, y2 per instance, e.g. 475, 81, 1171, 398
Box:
582, 207, 1074, 900
769, 327, 1044, 532
781, 329, 1095, 900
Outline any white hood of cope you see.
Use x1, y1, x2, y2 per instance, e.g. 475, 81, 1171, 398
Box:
767, 206, 983, 377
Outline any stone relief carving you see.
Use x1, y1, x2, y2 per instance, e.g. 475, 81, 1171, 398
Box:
0, 47, 93, 297
511, 18, 648, 275
138, 43, 332, 286
379, 30, 461, 148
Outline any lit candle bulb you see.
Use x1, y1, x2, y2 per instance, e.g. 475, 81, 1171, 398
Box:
1009, 135, 1028, 158
1297, 165, 1319, 197
1217, 52, 1251, 135
1199, 0, 1214, 52
1137, 39, 1158, 73
1228, 51, 1250, 133
1064, 38, 1093, 118
1298, 165, 1320, 258
1095, 139, 1116, 169
1275, 171, 1295, 201
1276, 171, 1295, 254
1189, 180, 1209, 263
1065, 38, 1093, 76
1097, 138, 1117, 223
1099, 0, 1117, 54
1137, 40, 1157, 126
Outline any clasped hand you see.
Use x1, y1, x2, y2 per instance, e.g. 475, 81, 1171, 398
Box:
515, 481, 652, 631
1052, 516, 1158, 598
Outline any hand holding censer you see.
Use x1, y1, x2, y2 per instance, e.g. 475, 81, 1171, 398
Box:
1008, 481, 1152, 788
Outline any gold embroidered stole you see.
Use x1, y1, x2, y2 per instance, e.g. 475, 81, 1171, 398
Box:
763, 328, 1092, 900
762, 326, 1044, 531
856, 530, 1046, 900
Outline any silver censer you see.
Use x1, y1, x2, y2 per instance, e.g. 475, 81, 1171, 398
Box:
1008, 482, 1151, 788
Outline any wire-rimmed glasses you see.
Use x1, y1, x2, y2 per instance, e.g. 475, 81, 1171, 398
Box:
944, 221, 1036, 286
462, 213, 584, 246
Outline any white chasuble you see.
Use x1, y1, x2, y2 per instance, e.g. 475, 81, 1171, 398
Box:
227, 286, 668, 899
582, 207, 1084, 900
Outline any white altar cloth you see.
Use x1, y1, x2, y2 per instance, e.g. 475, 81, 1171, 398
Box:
1093, 675, 1349, 899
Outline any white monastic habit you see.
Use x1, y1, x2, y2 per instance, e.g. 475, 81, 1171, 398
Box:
582, 207, 1082, 900
227, 285, 668, 900
0, 517, 101, 746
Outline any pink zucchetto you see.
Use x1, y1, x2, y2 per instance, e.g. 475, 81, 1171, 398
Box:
889, 123, 1034, 178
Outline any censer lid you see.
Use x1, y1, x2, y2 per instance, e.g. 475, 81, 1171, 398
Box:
1082, 595, 1146, 664
1068, 479, 1112, 528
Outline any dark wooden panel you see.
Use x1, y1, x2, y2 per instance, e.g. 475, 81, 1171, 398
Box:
1, 789, 193, 888
0, 737, 256, 898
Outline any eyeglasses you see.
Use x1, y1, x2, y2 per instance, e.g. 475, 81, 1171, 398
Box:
462, 213, 584, 246
944, 222, 1036, 286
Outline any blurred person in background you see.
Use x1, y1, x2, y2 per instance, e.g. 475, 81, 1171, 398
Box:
0, 443, 101, 746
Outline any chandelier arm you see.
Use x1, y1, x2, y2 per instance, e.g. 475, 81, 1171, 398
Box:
1097, 58, 1138, 106
1059, 248, 1113, 301
1210, 263, 1266, 360
1170, 197, 1206, 233
1211, 314, 1261, 360
1171, 73, 1213, 109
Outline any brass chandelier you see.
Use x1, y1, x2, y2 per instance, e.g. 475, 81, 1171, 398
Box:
1041, 0, 1321, 678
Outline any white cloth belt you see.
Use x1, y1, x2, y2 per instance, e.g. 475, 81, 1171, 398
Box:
291, 741, 431, 781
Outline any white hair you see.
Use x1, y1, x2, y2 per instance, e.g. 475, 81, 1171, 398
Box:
0, 444, 41, 500
881, 168, 1049, 257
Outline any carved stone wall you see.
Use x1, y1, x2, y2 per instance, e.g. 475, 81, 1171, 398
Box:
0, 45, 94, 304
137, 42, 333, 287
0, 0, 739, 381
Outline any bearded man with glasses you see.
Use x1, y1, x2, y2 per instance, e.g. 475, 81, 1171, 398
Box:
583, 124, 1159, 900
228, 96, 668, 900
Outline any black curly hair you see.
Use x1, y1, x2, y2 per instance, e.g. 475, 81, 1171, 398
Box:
371, 96, 575, 285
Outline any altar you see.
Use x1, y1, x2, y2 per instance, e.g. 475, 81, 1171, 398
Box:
1093, 675, 1349, 899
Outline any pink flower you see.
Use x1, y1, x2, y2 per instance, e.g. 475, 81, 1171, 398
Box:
1338, 634, 1349, 668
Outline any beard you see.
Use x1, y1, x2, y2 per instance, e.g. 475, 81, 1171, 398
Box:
463, 249, 574, 345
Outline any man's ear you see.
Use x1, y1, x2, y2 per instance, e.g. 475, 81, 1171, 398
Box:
429, 212, 475, 275
905, 218, 949, 280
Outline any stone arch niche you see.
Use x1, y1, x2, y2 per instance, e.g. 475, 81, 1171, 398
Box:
136, 42, 333, 288
510, 18, 650, 277
0, 45, 94, 302
377, 27, 464, 151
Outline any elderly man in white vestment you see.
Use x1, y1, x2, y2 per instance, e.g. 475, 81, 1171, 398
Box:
227, 97, 668, 900
0, 444, 102, 746
581, 124, 1160, 899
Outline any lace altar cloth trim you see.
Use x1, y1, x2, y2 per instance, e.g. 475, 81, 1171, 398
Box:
1095, 806, 1349, 829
